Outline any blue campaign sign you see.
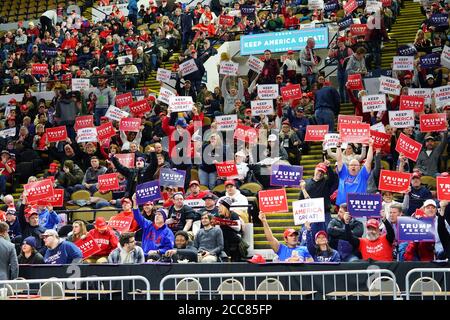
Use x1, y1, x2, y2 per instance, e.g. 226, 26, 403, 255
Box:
324, 1, 339, 12
240, 27, 329, 55
338, 15, 353, 30
270, 164, 303, 187
398, 44, 418, 56
159, 168, 186, 188
136, 180, 161, 205
397, 217, 436, 242
420, 53, 440, 69
430, 13, 448, 27
347, 193, 382, 217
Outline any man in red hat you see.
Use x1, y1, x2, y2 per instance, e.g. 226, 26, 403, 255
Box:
111, 198, 139, 233
86, 217, 119, 263
218, 180, 248, 215
185, 180, 209, 200
344, 211, 395, 261
0, 151, 16, 198
15, 205, 46, 252
259, 211, 313, 262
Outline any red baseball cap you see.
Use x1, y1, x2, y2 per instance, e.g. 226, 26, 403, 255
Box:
316, 163, 327, 173
282, 120, 290, 126
403, 74, 412, 79
412, 172, 421, 179
245, 108, 252, 114
48, 162, 59, 173
287, 50, 294, 54
100, 116, 108, 121
9, 98, 17, 104
95, 217, 108, 230
366, 219, 380, 230
338, 36, 346, 42
189, 180, 200, 187
247, 254, 266, 264
315, 230, 328, 241
224, 180, 235, 187
121, 198, 132, 205
283, 228, 299, 238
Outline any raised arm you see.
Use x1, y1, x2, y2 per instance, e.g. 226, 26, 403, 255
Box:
344, 212, 360, 248
336, 142, 344, 172
259, 211, 280, 253
364, 139, 374, 173
131, 194, 150, 229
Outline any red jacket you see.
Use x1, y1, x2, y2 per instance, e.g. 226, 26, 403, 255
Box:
88, 228, 118, 256
404, 242, 435, 261
185, 190, 209, 200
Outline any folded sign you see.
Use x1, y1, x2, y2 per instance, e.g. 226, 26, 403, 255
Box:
258, 189, 288, 213
419, 113, 447, 132
395, 133, 422, 162
378, 170, 411, 193
304, 125, 328, 141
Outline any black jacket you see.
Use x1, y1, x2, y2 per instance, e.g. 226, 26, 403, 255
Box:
111, 152, 158, 198
298, 165, 337, 212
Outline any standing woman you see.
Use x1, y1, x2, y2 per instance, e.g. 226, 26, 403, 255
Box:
216, 197, 242, 262
198, 133, 226, 190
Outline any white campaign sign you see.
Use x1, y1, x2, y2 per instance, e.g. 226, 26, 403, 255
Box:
247, 55, 264, 73
323, 133, 340, 150
389, 110, 415, 128
362, 94, 387, 113
393, 56, 414, 71
257, 84, 279, 99
0, 128, 16, 138
71, 78, 90, 91
156, 68, 172, 83
433, 85, 450, 108
76, 127, 98, 143
441, 45, 450, 69
179, 59, 198, 77
105, 105, 129, 121
158, 87, 176, 105
308, 0, 324, 9
169, 96, 194, 112
370, 122, 386, 133
292, 198, 325, 225
183, 199, 206, 208
219, 61, 239, 76
250, 100, 274, 116
408, 87, 432, 105
118, 55, 133, 66
216, 115, 237, 131
379, 76, 401, 96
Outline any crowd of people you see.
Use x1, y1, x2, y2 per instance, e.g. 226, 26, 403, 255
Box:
1, 0, 450, 281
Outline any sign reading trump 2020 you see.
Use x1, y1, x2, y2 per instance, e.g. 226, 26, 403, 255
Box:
347, 193, 382, 217
397, 217, 435, 242
240, 27, 329, 55
136, 180, 162, 205
270, 164, 303, 187
258, 189, 288, 213
159, 168, 186, 188
292, 198, 325, 225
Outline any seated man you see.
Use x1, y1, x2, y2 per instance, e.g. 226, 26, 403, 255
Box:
37, 203, 61, 230
111, 198, 139, 233
164, 230, 198, 262
74, 156, 107, 195
166, 192, 195, 234
42, 229, 83, 264
132, 194, 174, 261
108, 232, 145, 264
259, 211, 313, 262
86, 217, 119, 263
193, 212, 224, 263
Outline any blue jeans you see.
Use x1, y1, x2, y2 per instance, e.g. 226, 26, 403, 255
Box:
198, 169, 217, 190
338, 68, 347, 102
73, 184, 98, 195
94, 108, 107, 126
315, 108, 335, 133
0, 175, 6, 194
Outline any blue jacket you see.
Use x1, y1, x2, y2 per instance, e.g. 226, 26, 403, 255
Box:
44, 241, 83, 264
306, 230, 341, 262
314, 86, 340, 115
286, 107, 309, 137
7, 219, 21, 240
127, 0, 138, 16
132, 208, 174, 254
39, 209, 61, 230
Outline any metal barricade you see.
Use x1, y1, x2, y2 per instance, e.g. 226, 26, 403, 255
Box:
159, 269, 398, 301
0, 276, 151, 301
405, 268, 450, 300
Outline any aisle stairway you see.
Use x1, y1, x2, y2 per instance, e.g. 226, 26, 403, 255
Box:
381, 1, 422, 69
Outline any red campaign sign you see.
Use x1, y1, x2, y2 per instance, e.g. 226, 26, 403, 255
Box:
24, 179, 55, 204
347, 74, 364, 91
96, 122, 116, 141
115, 92, 133, 108
420, 113, 447, 132
129, 99, 151, 116
344, 0, 358, 14
219, 15, 234, 26
36, 189, 65, 207
304, 125, 329, 141
215, 161, 239, 178
370, 130, 391, 149
258, 189, 288, 213
212, 217, 238, 226
32, 63, 48, 75
46, 126, 68, 143
399, 96, 425, 113
119, 117, 141, 132
437, 176, 450, 201
98, 173, 120, 193
115, 153, 135, 168
233, 124, 258, 144
281, 84, 302, 101
338, 115, 363, 131
108, 215, 133, 233
350, 24, 368, 36
382, 0, 392, 6
339, 123, 370, 144
75, 234, 102, 259
395, 133, 422, 162
378, 170, 411, 193
74, 115, 94, 132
